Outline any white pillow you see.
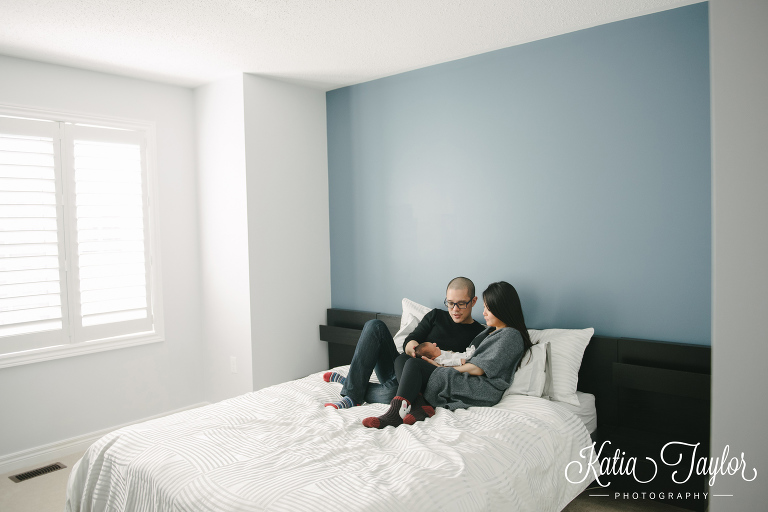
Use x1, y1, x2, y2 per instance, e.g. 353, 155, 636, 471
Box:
392, 298, 432, 353
399, 298, 432, 330
504, 341, 548, 397
528, 327, 593, 406
393, 317, 420, 354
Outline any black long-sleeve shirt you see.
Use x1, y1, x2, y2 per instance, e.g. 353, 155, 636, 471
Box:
403, 308, 485, 354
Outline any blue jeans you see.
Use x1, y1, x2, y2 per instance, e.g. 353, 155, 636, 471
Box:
341, 319, 402, 404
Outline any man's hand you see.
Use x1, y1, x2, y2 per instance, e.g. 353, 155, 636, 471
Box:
405, 340, 419, 357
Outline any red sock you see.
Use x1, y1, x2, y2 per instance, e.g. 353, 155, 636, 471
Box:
362, 397, 411, 429
403, 394, 435, 424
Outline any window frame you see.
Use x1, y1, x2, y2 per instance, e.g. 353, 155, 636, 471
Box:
0, 104, 165, 369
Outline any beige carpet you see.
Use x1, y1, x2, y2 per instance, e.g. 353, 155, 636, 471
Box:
563, 493, 696, 512
0, 451, 85, 512
562, 489, 691, 512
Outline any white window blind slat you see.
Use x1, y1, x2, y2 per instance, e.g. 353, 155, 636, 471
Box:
79, 263, 145, 279
82, 296, 147, 316
0, 305, 62, 325
77, 182, 143, 195
81, 285, 145, 303
0, 243, 59, 258
0, 178, 56, 192
0, 231, 59, 244
0, 293, 61, 312
80, 273, 145, 291
78, 251, 144, 266
77, 205, 143, 218
0, 192, 57, 205
78, 240, 145, 254
0, 153, 54, 167
0, 282, 61, 299
0, 204, 57, 217
0, 320, 62, 338
0, 268, 60, 285
82, 309, 146, 327
0, 255, 59, 272
0, 166, 55, 179
0, 218, 58, 231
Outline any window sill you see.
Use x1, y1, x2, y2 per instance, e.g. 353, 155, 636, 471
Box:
0, 332, 163, 369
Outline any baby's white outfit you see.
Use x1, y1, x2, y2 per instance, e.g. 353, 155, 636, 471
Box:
434, 345, 476, 367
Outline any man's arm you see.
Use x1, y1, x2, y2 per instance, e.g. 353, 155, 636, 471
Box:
403, 309, 438, 355
404, 340, 419, 357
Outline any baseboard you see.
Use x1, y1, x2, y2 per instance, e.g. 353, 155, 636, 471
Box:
0, 402, 210, 476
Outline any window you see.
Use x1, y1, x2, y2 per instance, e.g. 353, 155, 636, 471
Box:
0, 106, 163, 367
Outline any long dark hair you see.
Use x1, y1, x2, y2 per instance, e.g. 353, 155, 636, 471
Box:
482, 281, 532, 367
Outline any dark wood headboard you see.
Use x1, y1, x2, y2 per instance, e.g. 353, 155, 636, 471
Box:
319, 307, 711, 511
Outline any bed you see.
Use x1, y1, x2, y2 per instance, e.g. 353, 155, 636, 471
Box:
66, 363, 596, 512
65, 305, 710, 512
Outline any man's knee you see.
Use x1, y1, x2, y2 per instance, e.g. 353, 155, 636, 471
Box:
361, 319, 389, 340
363, 319, 387, 330
356, 319, 389, 350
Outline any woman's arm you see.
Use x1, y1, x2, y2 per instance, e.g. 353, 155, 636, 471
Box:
420, 358, 485, 375
452, 363, 484, 376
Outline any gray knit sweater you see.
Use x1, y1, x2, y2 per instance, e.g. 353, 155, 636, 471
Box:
423, 326, 525, 411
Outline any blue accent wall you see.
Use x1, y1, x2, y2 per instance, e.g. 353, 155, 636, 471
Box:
326, 3, 711, 345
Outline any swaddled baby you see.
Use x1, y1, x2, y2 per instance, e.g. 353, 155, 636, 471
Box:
414, 341, 475, 367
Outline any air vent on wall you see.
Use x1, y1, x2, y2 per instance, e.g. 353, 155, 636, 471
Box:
8, 462, 67, 483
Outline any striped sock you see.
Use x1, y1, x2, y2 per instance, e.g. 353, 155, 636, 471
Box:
325, 396, 357, 409
323, 371, 346, 384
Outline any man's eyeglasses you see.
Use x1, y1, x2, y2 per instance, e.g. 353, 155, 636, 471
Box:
444, 299, 471, 310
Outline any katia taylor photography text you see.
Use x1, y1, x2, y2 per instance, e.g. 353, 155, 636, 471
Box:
566, 441, 758, 487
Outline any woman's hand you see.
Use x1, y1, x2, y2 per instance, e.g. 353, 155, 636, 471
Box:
405, 340, 419, 357
421, 356, 443, 367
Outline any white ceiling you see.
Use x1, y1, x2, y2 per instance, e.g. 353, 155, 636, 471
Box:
0, 0, 701, 91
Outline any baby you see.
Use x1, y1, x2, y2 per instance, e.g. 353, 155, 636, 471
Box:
414, 342, 476, 367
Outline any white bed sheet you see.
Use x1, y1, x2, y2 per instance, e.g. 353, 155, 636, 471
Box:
551, 391, 597, 434
66, 366, 598, 512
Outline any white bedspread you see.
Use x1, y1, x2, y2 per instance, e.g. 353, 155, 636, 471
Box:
66, 367, 597, 512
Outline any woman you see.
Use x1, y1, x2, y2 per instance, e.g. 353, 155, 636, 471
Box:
362, 281, 532, 429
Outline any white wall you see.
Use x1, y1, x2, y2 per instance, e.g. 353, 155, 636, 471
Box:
195, 76, 254, 403
710, 1, 768, 510
243, 74, 331, 390
0, 54, 204, 457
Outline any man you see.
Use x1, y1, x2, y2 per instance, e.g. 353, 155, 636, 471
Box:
323, 277, 486, 408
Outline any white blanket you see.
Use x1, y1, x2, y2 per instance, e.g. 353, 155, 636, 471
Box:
66, 366, 597, 512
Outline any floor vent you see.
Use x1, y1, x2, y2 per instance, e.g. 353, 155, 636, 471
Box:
9, 462, 67, 483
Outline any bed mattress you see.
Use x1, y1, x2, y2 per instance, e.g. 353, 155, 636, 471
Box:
66, 366, 598, 512
555, 391, 598, 434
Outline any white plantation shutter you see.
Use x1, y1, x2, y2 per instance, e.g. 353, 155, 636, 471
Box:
0, 116, 68, 353
65, 124, 153, 341
0, 109, 160, 361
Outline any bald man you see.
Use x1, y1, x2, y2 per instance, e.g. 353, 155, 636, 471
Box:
323, 277, 486, 408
